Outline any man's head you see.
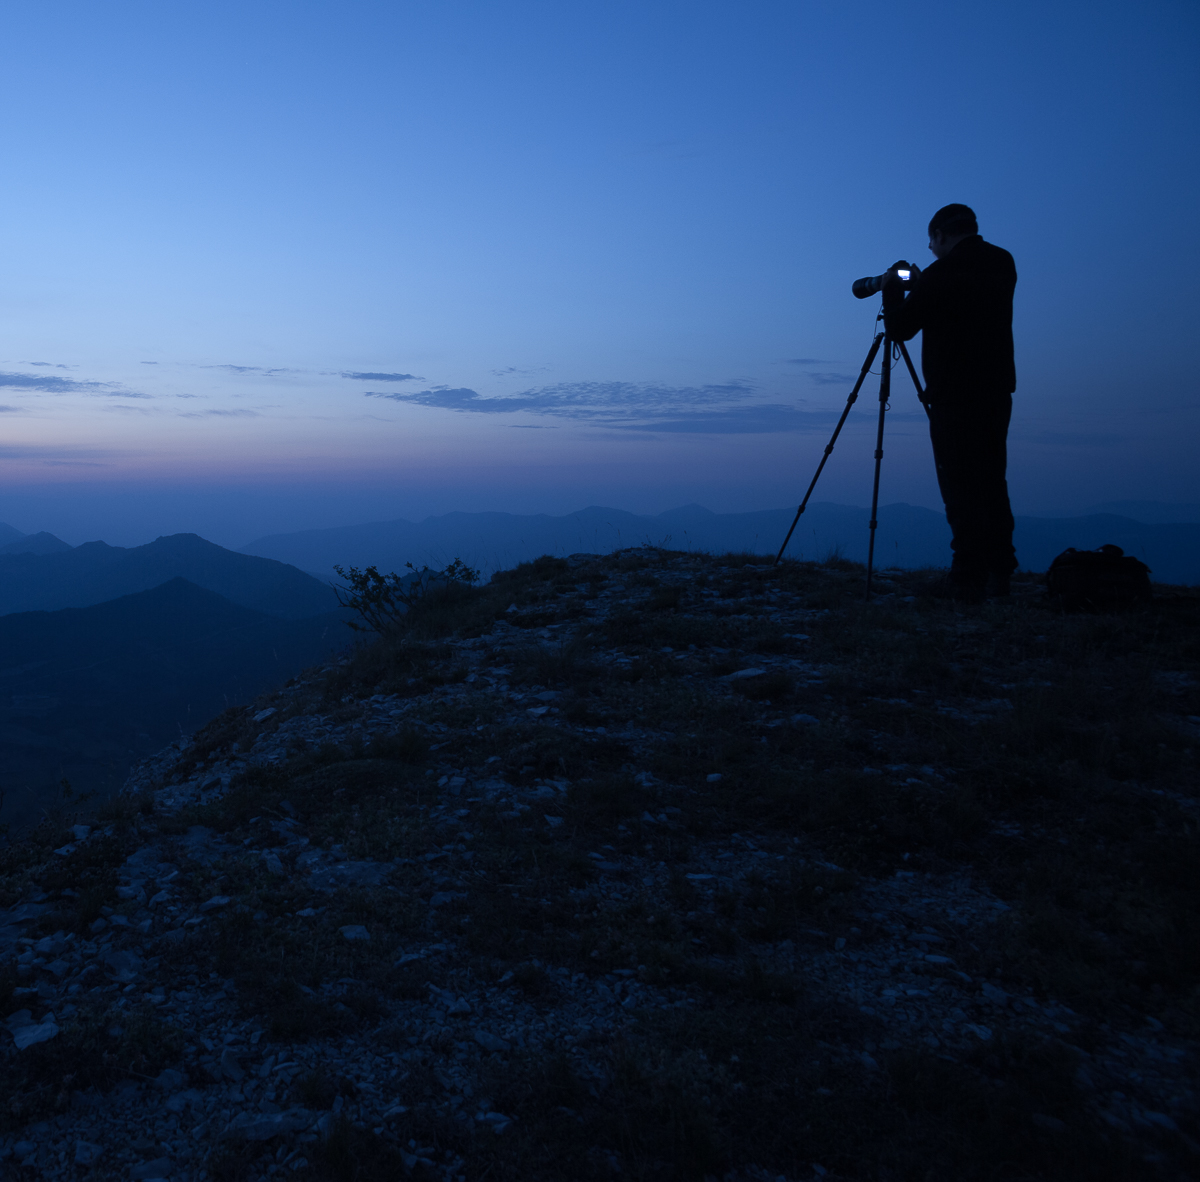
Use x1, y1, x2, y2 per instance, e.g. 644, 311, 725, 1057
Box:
927, 203, 978, 259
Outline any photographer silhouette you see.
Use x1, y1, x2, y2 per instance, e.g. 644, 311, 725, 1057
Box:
883, 203, 1018, 602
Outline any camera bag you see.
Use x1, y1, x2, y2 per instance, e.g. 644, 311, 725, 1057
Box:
1046, 544, 1152, 610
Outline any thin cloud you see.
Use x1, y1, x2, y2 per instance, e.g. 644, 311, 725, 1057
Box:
0, 443, 114, 464
204, 365, 296, 376
491, 365, 551, 377
27, 361, 71, 369
0, 405, 22, 413
104, 404, 152, 414
807, 372, 854, 385
141, 361, 159, 365
785, 358, 836, 365
179, 408, 260, 418
370, 379, 837, 434
368, 387, 537, 413
340, 371, 421, 382
369, 379, 758, 418
0, 371, 113, 394
605, 405, 841, 435
546, 380, 757, 409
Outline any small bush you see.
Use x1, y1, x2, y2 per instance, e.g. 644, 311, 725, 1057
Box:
333, 559, 479, 634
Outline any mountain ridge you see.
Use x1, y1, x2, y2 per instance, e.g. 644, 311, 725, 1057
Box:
0, 531, 73, 557
241, 503, 1200, 585
0, 532, 339, 619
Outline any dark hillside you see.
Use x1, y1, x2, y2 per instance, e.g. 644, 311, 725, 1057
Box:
0, 578, 348, 828
0, 554, 1195, 1180
0, 532, 338, 619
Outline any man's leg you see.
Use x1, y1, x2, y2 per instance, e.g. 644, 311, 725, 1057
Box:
927, 394, 1015, 595
972, 395, 1016, 593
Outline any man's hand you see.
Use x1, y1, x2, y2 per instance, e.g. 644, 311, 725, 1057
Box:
882, 260, 921, 310
882, 259, 922, 287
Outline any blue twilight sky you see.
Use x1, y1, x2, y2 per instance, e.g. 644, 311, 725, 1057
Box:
0, 0, 1197, 548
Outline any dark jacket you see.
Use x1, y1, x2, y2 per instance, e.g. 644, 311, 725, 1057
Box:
884, 235, 1017, 399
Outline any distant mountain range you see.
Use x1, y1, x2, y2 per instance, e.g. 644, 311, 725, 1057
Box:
0, 532, 339, 618
0, 578, 349, 830
1087, 501, 1200, 524
241, 502, 1200, 586
0, 531, 73, 557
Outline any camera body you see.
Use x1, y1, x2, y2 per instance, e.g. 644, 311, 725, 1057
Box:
852, 262, 914, 300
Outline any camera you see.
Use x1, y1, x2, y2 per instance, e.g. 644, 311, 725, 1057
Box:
852, 262, 913, 300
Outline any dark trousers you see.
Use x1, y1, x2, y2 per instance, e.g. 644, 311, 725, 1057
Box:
926, 392, 1016, 577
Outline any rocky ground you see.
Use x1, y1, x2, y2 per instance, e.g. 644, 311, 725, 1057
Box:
0, 548, 1197, 1181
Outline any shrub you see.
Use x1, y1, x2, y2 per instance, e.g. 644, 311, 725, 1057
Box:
333, 559, 480, 634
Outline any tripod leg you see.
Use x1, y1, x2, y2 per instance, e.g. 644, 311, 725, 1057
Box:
865, 337, 892, 598
896, 340, 926, 409
774, 333, 883, 565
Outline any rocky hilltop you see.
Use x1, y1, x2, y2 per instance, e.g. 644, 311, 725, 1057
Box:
0, 550, 1196, 1181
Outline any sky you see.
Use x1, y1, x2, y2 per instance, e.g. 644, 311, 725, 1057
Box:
1, 0, 1197, 549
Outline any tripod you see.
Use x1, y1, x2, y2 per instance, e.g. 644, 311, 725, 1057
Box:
774, 311, 925, 597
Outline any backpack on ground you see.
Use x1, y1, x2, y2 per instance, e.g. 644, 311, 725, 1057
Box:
1046, 544, 1152, 609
